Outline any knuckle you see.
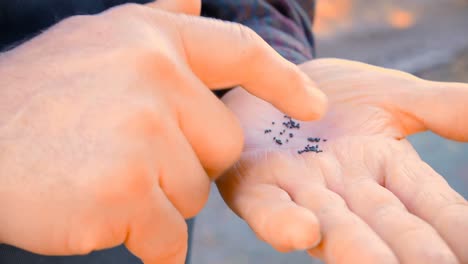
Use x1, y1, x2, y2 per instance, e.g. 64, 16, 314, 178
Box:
127, 45, 182, 82
192, 187, 211, 215
114, 104, 173, 151
92, 108, 173, 203
66, 229, 96, 255
146, 51, 181, 79
154, 224, 188, 260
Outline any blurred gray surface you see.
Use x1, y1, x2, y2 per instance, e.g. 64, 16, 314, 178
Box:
192, 1, 468, 263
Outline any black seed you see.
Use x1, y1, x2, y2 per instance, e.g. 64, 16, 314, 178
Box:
275, 139, 283, 145
323, 139, 327, 142
289, 133, 293, 138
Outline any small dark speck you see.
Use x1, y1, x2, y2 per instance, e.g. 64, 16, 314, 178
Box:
275, 139, 283, 145
323, 139, 327, 142
289, 133, 293, 138
272, 122, 275, 125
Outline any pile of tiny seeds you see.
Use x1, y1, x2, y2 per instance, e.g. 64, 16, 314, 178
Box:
264, 115, 326, 154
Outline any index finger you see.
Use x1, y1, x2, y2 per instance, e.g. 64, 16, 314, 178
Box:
165, 13, 327, 121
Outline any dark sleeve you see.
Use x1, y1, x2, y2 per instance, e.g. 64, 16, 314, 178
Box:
0, 0, 154, 51
201, 0, 316, 65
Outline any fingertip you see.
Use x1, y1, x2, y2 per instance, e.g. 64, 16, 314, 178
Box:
265, 206, 321, 252
305, 84, 328, 121
281, 71, 328, 121
287, 209, 322, 250
284, 88, 328, 122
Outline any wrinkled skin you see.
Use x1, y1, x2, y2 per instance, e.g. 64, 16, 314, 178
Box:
220, 59, 468, 264
0, 1, 327, 263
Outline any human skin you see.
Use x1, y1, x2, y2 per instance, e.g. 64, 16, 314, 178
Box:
219, 58, 468, 264
0, 2, 327, 263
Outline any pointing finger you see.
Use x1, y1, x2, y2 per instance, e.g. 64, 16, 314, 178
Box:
168, 15, 327, 121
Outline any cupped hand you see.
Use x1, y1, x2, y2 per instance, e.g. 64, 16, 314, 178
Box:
219, 59, 468, 264
0, 2, 327, 263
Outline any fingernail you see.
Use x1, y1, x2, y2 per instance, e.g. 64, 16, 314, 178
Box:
299, 71, 328, 120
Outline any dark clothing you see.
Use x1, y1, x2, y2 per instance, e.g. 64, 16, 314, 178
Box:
0, 1, 316, 263
0, 0, 315, 63
202, 0, 315, 64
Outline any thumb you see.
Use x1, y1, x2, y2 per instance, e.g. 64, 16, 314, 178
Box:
400, 80, 468, 141
146, 0, 201, 15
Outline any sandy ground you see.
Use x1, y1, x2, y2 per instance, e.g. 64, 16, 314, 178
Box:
191, 1, 468, 263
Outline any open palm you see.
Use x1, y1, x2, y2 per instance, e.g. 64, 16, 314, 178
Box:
219, 59, 468, 264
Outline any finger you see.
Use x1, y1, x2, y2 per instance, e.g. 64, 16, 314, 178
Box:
126, 186, 188, 264
284, 181, 398, 264
217, 167, 321, 252
155, 117, 211, 218
399, 80, 468, 141
168, 68, 244, 178
345, 177, 458, 264
266, 151, 396, 263
166, 14, 327, 121
385, 157, 468, 263
146, 0, 201, 15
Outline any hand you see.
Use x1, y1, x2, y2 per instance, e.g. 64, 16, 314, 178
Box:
0, 2, 327, 263
219, 59, 468, 264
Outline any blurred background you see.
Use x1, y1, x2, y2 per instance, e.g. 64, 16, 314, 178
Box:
192, 1, 468, 263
